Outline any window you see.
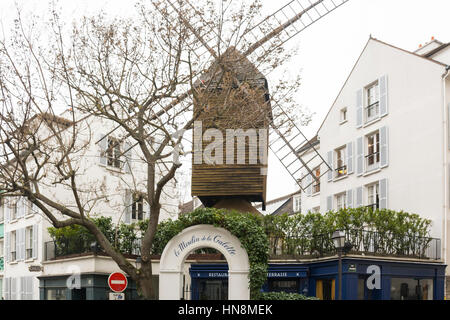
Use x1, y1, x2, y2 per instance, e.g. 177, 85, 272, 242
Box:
313, 167, 320, 193
312, 206, 320, 213
336, 193, 347, 210
316, 279, 335, 300
107, 137, 122, 169
26, 227, 33, 260
340, 108, 347, 123
366, 132, 380, 171
10, 231, 16, 262
366, 82, 379, 121
132, 194, 144, 222
390, 278, 433, 300
46, 288, 67, 300
0, 239, 4, 258
335, 147, 347, 178
11, 199, 18, 220
293, 195, 301, 213
367, 183, 379, 211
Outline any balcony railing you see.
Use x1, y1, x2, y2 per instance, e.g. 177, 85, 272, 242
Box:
269, 229, 441, 260
44, 237, 142, 261
335, 165, 347, 178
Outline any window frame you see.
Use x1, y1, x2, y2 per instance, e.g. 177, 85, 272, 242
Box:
106, 137, 123, 169
131, 193, 145, 222
26, 227, 33, 260
365, 81, 380, 122
335, 146, 347, 178
10, 230, 17, 262
313, 167, 321, 194
335, 193, 347, 210
366, 183, 380, 211
366, 131, 380, 172
340, 107, 348, 124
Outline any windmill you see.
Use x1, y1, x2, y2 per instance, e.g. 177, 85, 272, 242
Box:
154, 0, 350, 213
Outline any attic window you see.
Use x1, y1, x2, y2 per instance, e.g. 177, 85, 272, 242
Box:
340, 108, 347, 123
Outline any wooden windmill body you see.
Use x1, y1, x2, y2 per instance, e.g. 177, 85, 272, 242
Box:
191, 48, 271, 214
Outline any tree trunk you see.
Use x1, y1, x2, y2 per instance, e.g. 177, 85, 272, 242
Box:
137, 261, 157, 300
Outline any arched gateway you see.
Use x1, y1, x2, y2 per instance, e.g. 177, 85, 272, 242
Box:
159, 224, 250, 300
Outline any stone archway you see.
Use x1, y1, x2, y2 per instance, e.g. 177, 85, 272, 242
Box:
159, 224, 250, 300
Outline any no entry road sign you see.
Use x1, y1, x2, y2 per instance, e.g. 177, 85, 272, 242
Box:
108, 272, 128, 293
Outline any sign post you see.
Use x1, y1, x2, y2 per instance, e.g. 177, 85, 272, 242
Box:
108, 272, 128, 300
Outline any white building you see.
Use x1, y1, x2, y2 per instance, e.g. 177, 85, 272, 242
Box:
1, 111, 179, 300
298, 36, 450, 294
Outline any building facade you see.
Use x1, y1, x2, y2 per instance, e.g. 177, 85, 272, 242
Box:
297, 36, 450, 296
1, 111, 178, 300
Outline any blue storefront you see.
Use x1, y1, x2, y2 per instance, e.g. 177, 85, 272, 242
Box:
190, 257, 446, 300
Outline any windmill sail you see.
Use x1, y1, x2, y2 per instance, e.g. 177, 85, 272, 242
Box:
153, 0, 349, 191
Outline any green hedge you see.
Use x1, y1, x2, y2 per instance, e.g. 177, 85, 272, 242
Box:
258, 292, 318, 300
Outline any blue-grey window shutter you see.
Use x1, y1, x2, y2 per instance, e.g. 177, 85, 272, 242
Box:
356, 137, 364, 176
32, 224, 38, 259
28, 277, 34, 300
326, 196, 332, 212
307, 174, 312, 196
356, 187, 363, 208
16, 230, 20, 261
327, 151, 333, 181
20, 228, 25, 261
5, 232, 10, 263
17, 197, 24, 218
124, 141, 132, 173
99, 134, 107, 165
124, 190, 132, 224
347, 189, 353, 208
20, 277, 25, 300
347, 142, 353, 174
379, 75, 388, 117
379, 179, 388, 209
11, 278, 16, 300
5, 278, 10, 300
380, 126, 389, 168
5, 198, 10, 223
356, 88, 363, 128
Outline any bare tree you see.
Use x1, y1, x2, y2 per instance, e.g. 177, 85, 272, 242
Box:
0, 0, 308, 299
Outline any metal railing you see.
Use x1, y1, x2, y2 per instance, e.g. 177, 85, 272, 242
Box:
269, 229, 441, 260
44, 237, 142, 261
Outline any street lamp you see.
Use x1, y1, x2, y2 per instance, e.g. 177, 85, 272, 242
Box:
135, 256, 142, 269
332, 230, 346, 300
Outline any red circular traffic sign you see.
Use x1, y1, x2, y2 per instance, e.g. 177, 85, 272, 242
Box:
108, 272, 128, 293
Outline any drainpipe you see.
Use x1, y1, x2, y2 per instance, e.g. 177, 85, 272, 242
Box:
442, 65, 450, 287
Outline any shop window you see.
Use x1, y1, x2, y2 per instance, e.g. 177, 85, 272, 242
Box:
390, 278, 433, 300
316, 279, 335, 300
269, 279, 300, 294
46, 288, 67, 300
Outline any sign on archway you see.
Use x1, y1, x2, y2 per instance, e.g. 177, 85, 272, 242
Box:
159, 224, 250, 300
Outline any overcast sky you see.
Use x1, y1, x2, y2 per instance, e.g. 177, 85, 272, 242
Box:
1, 0, 450, 202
